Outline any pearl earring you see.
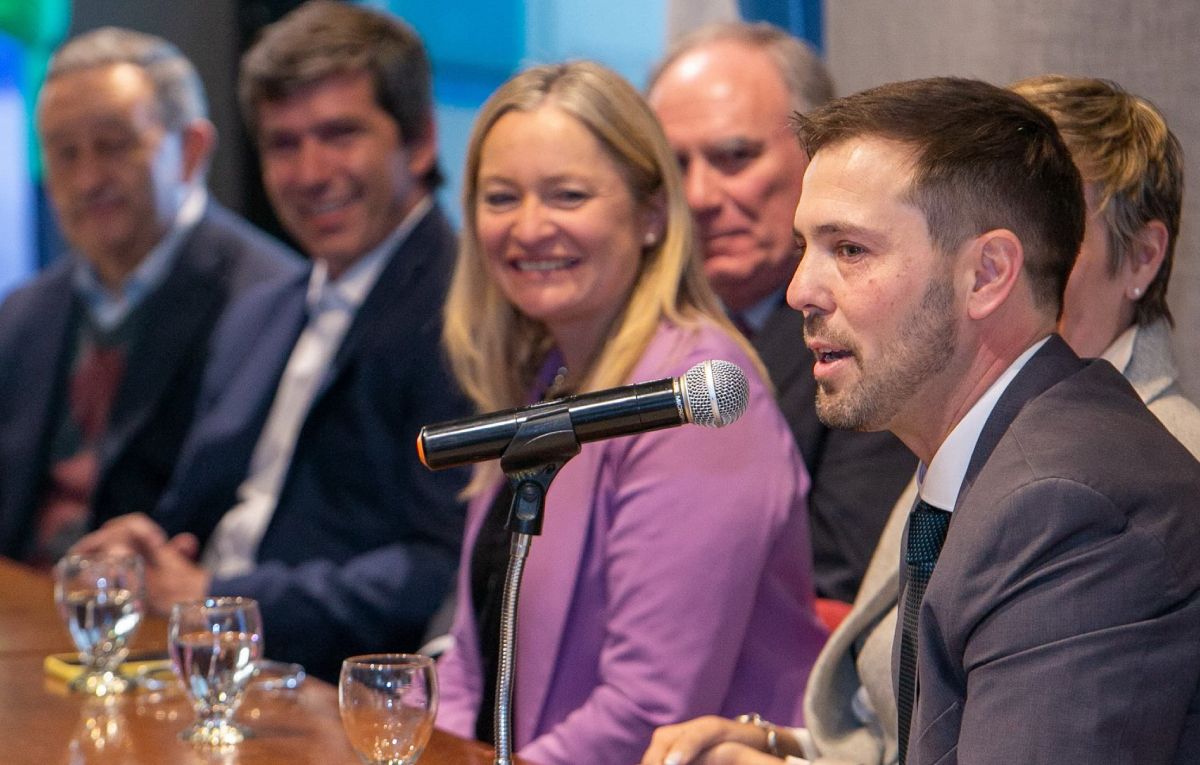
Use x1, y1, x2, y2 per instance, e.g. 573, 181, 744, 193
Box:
644, 231, 658, 247
1130, 286, 1143, 299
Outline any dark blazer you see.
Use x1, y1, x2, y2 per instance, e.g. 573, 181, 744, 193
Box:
752, 300, 916, 602
902, 335, 1200, 765
154, 204, 470, 682
0, 202, 300, 560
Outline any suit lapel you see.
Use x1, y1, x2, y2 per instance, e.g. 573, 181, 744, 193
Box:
511, 325, 685, 744
100, 218, 223, 475
155, 277, 309, 541
957, 336, 1084, 507
316, 207, 446, 403
808, 562, 901, 731
514, 446, 604, 746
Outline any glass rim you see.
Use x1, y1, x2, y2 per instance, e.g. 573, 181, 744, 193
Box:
341, 653, 434, 669
54, 551, 144, 568
170, 595, 260, 612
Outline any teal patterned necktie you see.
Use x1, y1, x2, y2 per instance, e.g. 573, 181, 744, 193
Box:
897, 499, 951, 765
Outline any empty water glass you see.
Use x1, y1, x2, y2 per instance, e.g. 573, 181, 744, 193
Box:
339, 654, 438, 765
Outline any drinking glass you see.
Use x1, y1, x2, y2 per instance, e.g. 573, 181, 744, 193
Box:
54, 552, 145, 696
169, 597, 263, 746
339, 654, 438, 765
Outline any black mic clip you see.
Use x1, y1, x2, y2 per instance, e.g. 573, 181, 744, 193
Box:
500, 408, 581, 537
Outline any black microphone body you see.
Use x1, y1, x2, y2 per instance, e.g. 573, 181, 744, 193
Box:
418, 359, 750, 471
418, 377, 684, 470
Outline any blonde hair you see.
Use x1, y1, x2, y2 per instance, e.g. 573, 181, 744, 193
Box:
1011, 74, 1182, 327
443, 61, 759, 492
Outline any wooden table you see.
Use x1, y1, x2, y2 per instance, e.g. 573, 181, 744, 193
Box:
0, 558, 507, 764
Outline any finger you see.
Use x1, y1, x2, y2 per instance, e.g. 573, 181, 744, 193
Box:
642, 723, 683, 764
643, 717, 739, 765
707, 742, 785, 765
68, 523, 155, 557
95, 514, 169, 560
69, 529, 114, 555
167, 533, 201, 560
110, 513, 169, 548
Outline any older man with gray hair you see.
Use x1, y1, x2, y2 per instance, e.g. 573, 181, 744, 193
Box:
0, 27, 298, 568
649, 23, 915, 605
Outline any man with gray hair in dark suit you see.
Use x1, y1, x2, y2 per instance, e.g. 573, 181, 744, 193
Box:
648, 22, 916, 605
0, 27, 298, 568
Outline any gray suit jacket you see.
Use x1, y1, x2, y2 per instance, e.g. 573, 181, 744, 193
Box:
802, 327, 1200, 765
905, 336, 1200, 764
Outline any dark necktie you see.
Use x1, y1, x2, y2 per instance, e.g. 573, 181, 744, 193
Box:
897, 499, 951, 765
729, 312, 754, 339
32, 342, 127, 568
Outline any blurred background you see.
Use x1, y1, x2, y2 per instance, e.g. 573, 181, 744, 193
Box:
2, 0, 1197, 397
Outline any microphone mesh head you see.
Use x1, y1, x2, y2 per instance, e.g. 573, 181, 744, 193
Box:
682, 359, 749, 428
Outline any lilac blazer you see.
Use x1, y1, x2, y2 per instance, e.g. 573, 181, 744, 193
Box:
436, 321, 827, 764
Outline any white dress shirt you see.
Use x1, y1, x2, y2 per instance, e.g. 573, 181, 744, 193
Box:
202, 198, 431, 578
918, 336, 1049, 511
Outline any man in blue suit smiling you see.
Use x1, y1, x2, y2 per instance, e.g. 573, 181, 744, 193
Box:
75, 1, 470, 682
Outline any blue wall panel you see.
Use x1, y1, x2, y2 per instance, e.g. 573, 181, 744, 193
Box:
0, 31, 34, 298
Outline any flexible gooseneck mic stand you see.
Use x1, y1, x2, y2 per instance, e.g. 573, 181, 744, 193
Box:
492, 409, 581, 765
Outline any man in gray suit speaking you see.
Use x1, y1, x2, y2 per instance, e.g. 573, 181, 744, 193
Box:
644, 77, 1200, 765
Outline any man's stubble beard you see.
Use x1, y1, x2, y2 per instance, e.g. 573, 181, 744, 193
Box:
810, 275, 958, 432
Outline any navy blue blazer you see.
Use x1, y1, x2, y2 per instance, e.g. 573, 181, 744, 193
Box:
154, 204, 470, 682
751, 300, 916, 602
0, 202, 300, 560
900, 335, 1200, 764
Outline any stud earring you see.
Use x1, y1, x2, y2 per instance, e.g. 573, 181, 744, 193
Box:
1129, 286, 1143, 299
644, 231, 658, 247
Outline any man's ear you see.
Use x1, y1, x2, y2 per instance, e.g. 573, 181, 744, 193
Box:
180, 119, 217, 184
965, 228, 1024, 321
405, 118, 438, 181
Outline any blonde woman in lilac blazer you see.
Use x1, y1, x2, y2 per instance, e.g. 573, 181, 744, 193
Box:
434, 61, 827, 765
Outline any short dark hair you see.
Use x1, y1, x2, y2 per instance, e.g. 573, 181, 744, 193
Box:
794, 77, 1085, 313
46, 26, 208, 131
1012, 75, 1182, 327
238, 0, 441, 188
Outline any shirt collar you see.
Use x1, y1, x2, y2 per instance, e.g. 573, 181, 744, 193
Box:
919, 335, 1051, 511
1100, 324, 1137, 373
73, 186, 208, 331
305, 196, 431, 313
735, 287, 787, 334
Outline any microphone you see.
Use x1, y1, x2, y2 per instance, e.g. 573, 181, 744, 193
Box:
417, 359, 750, 470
